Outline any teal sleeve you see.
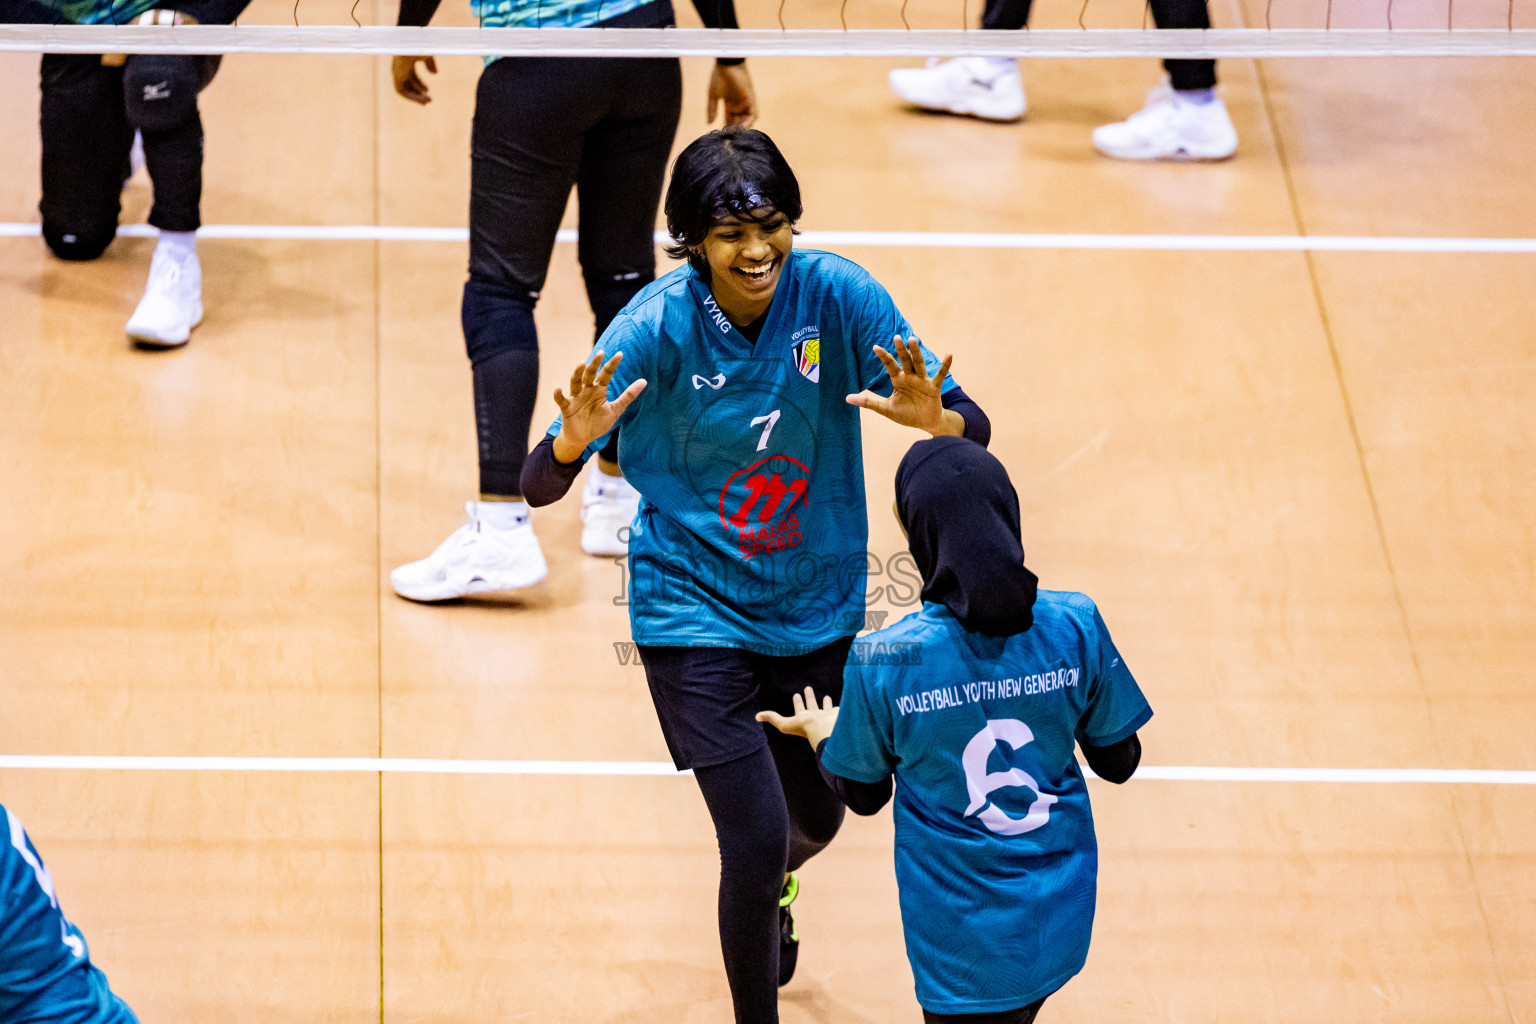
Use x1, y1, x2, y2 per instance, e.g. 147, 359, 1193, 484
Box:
1075, 604, 1153, 748
850, 270, 960, 398
821, 659, 898, 784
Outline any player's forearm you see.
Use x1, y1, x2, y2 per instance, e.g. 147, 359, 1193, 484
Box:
520, 435, 584, 507
940, 386, 990, 447
815, 741, 894, 816
688, 0, 738, 28
689, 0, 743, 63
1082, 732, 1142, 784
396, 0, 440, 26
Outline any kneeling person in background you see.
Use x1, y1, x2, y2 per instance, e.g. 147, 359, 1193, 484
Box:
31, 0, 248, 348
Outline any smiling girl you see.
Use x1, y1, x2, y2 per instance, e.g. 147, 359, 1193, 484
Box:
521, 126, 992, 1024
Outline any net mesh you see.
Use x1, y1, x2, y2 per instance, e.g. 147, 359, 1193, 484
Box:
1, 0, 1533, 54
2, 24, 1535, 55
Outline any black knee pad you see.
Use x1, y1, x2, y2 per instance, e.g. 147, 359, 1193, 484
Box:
461, 274, 540, 364
43, 222, 115, 261
0, 0, 67, 22
123, 54, 202, 134
585, 269, 654, 340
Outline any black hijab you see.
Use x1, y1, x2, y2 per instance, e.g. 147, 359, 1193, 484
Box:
895, 437, 1039, 637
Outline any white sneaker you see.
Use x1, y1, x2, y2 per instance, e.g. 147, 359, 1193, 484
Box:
391, 502, 548, 602
1092, 85, 1237, 161
580, 468, 640, 557
889, 58, 1026, 123
126, 244, 203, 348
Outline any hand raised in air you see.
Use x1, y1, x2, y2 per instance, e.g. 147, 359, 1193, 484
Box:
552, 350, 647, 463
846, 334, 954, 435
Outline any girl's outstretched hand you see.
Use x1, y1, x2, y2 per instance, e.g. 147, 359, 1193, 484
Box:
552, 350, 647, 463
846, 335, 960, 436
757, 686, 840, 748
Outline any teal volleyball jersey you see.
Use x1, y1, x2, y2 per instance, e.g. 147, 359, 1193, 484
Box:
548, 249, 958, 655
821, 593, 1153, 1014
1, 807, 139, 1024
49, 0, 158, 25
472, 0, 650, 30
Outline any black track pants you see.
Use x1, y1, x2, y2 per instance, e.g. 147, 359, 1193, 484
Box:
39, 52, 222, 259
923, 994, 1050, 1024
981, 0, 1216, 90
462, 50, 681, 495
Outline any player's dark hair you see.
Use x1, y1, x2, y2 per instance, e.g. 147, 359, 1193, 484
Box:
664, 127, 802, 267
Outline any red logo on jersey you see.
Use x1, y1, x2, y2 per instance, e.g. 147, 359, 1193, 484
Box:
719, 455, 810, 559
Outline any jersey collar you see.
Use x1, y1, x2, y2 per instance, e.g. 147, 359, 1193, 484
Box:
686, 257, 794, 357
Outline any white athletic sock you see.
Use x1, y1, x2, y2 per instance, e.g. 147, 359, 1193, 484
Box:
156, 230, 197, 261
1175, 87, 1217, 105
477, 499, 529, 531
586, 466, 630, 497
985, 57, 1018, 74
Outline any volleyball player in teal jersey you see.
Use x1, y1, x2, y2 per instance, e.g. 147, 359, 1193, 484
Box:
521, 127, 992, 1024
759, 437, 1151, 1024
1, 805, 139, 1024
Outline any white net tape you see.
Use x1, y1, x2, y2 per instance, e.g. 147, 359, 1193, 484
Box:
2, 23, 1535, 55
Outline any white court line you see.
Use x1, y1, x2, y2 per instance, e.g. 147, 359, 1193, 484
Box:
1, 755, 1533, 784
5, 222, 1536, 253
0, 755, 687, 776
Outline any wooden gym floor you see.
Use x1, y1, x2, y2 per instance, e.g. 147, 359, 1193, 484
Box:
1, 0, 1533, 1019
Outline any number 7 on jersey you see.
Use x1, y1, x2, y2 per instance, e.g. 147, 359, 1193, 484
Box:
751, 409, 781, 452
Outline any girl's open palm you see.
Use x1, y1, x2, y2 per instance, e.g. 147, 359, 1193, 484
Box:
846, 334, 952, 433
553, 350, 647, 458
757, 687, 840, 748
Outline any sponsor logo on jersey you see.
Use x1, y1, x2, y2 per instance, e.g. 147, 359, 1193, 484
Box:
718, 454, 810, 559
791, 330, 820, 384
692, 373, 727, 390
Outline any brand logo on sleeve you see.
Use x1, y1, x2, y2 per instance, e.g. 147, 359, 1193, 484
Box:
961, 719, 1057, 836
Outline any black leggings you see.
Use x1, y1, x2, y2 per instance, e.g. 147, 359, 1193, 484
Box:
694, 745, 846, 1024
31, 0, 245, 261
463, 42, 681, 496
39, 51, 222, 260
981, 0, 1216, 91
639, 637, 853, 1024
923, 994, 1049, 1024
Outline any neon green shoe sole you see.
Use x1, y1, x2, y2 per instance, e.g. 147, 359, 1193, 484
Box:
779, 872, 800, 986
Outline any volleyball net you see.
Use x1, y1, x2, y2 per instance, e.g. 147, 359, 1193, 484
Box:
0, 25, 1534, 56
2, 0, 1535, 56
